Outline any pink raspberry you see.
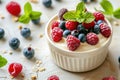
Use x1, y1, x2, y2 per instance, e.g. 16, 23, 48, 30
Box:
93, 12, 105, 21
102, 76, 116, 80
82, 21, 95, 29
66, 35, 80, 51
86, 32, 99, 45
100, 23, 111, 38
47, 75, 59, 80
51, 27, 63, 42
51, 21, 60, 29
65, 21, 78, 30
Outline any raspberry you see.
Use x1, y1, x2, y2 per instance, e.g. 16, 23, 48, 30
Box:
86, 32, 99, 45
51, 27, 63, 42
82, 21, 95, 29
102, 76, 116, 80
65, 21, 78, 31
93, 12, 105, 21
51, 21, 60, 29
100, 23, 111, 38
66, 35, 80, 51
6, 1, 21, 16
8, 63, 22, 77
47, 75, 59, 80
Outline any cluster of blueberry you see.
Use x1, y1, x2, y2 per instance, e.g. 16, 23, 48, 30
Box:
0, 27, 34, 59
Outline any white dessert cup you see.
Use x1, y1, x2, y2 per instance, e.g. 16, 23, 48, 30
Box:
45, 15, 112, 72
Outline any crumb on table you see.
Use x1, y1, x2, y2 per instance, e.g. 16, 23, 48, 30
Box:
31, 75, 37, 80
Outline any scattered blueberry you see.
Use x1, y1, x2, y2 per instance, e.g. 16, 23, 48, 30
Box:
21, 27, 31, 38
93, 25, 100, 34
96, 20, 103, 25
32, 18, 40, 25
9, 38, 20, 50
42, 0, 52, 8
118, 56, 120, 63
78, 33, 86, 43
23, 47, 35, 59
59, 21, 66, 31
63, 30, 71, 38
71, 30, 79, 37
58, 8, 68, 20
0, 28, 5, 39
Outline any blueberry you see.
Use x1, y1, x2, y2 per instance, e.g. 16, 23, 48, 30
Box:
9, 38, 20, 50
118, 56, 120, 63
77, 24, 87, 34
82, 0, 87, 3
63, 30, 71, 38
32, 18, 40, 25
96, 20, 103, 25
0, 28, 5, 39
42, 0, 52, 8
88, 28, 93, 33
59, 21, 66, 31
93, 25, 100, 34
71, 30, 79, 37
23, 47, 35, 59
21, 27, 31, 38
78, 33, 86, 43
58, 8, 68, 20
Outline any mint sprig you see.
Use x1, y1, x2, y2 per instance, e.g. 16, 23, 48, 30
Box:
63, 2, 95, 23
0, 55, 7, 68
19, 2, 42, 24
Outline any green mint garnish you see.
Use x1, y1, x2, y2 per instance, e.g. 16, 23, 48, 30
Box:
0, 55, 7, 68
63, 2, 95, 23
19, 2, 42, 24
113, 8, 120, 19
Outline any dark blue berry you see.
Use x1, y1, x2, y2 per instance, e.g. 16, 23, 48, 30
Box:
42, 0, 52, 8
71, 30, 79, 37
96, 20, 103, 25
0, 28, 5, 39
32, 18, 40, 25
77, 24, 85, 32
88, 28, 93, 33
59, 21, 66, 31
82, 0, 87, 3
93, 25, 100, 34
21, 27, 31, 38
23, 47, 35, 59
63, 30, 71, 38
9, 38, 20, 50
118, 56, 120, 63
78, 33, 86, 43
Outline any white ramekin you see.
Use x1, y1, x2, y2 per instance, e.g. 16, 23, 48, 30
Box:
45, 15, 112, 72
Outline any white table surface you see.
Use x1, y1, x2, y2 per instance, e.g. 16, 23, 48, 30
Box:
0, 0, 120, 80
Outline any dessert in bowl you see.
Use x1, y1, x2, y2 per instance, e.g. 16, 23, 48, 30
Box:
45, 2, 112, 72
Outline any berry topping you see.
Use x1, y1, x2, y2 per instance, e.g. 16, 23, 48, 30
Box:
96, 20, 103, 25
93, 25, 100, 34
9, 38, 20, 50
100, 23, 111, 38
32, 18, 40, 25
42, 0, 52, 8
66, 35, 80, 51
71, 30, 79, 37
47, 75, 59, 80
21, 27, 31, 38
102, 76, 116, 80
78, 33, 86, 43
59, 21, 66, 31
51, 27, 63, 42
8, 63, 22, 77
51, 21, 60, 29
23, 47, 35, 59
82, 21, 95, 29
63, 30, 71, 38
58, 8, 68, 20
86, 32, 99, 45
93, 12, 105, 21
6, 1, 21, 16
118, 56, 120, 63
65, 21, 78, 31
0, 28, 5, 39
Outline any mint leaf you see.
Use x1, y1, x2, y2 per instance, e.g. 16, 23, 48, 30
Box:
0, 55, 7, 68
84, 12, 95, 23
19, 15, 30, 24
76, 18, 85, 23
100, 0, 113, 15
30, 11, 42, 20
24, 2, 32, 15
113, 8, 120, 19
76, 2, 85, 14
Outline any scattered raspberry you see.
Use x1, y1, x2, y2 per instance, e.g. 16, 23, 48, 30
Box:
51, 21, 60, 29
86, 32, 99, 45
51, 27, 63, 42
47, 75, 59, 80
8, 63, 22, 77
66, 35, 80, 51
100, 23, 111, 38
65, 21, 78, 31
102, 76, 116, 80
6, 1, 21, 16
93, 12, 105, 21
82, 21, 95, 29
